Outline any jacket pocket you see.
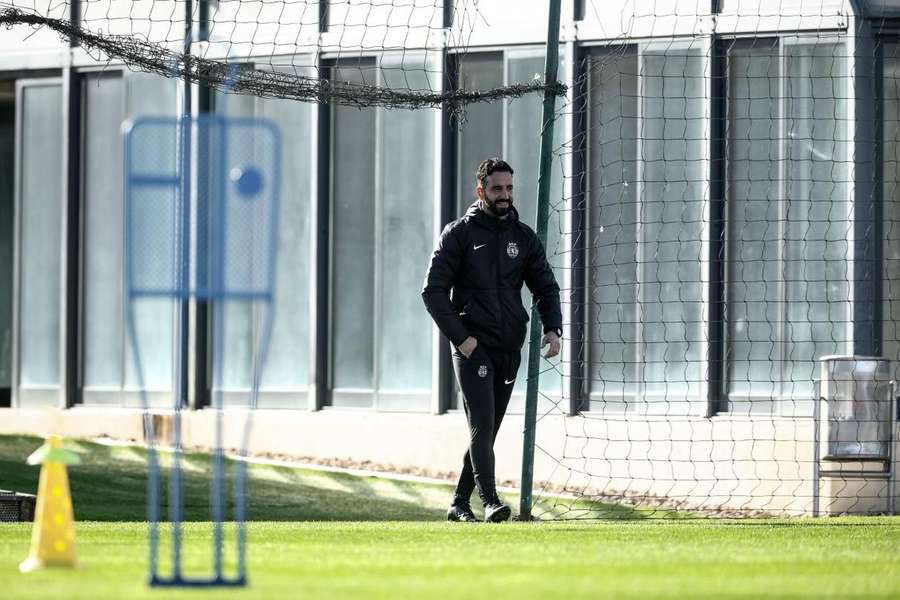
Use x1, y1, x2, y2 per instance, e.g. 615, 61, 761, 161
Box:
461, 294, 490, 326
517, 301, 530, 324
499, 292, 527, 345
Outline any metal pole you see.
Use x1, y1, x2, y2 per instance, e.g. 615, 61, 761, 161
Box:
812, 379, 821, 517
519, 0, 562, 521
171, 0, 193, 579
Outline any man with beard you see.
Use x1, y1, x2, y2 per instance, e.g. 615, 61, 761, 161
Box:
422, 157, 562, 522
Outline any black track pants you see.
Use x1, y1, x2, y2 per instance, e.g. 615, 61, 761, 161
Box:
451, 344, 521, 505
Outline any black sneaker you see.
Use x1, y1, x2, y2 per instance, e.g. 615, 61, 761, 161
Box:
483, 500, 511, 523
447, 503, 478, 522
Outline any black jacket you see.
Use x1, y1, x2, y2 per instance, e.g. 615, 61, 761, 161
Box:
422, 202, 562, 351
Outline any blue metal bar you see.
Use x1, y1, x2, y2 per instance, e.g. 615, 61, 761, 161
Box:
212, 114, 228, 581
129, 175, 181, 187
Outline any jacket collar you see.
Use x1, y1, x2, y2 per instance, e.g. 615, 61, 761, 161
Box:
464, 201, 520, 230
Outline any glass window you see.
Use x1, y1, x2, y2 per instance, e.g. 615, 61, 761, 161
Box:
377, 54, 437, 398
0, 81, 13, 402
725, 40, 850, 409
452, 49, 566, 412
212, 67, 313, 405
213, 87, 257, 395
586, 42, 706, 411
257, 79, 313, 391
587, 48, 639, 403
120, 70, 178, 394
328, 56, 437, 410
883, 42, 900, 364
782, 42, 851, 403
640, 44, 706, 403
724, 39, 781, 402
82, 72, 125, 389
329, 62, 377, 404
18, 82, 63, 391
81, 71, 178, 405
456, 52, 503, 216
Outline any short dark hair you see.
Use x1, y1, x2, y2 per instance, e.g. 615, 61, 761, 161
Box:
476, 158, 514, 188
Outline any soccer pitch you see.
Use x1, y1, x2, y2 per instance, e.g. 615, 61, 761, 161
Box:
1, 436, 898, 599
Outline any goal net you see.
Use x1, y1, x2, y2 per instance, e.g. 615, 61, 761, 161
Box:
531, 1, 900, 518
0, 0, 558, 109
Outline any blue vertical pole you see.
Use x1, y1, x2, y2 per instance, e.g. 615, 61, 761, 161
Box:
172, 0, 193, 579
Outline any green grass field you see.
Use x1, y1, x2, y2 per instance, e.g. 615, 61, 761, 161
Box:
1, 435, 899, 599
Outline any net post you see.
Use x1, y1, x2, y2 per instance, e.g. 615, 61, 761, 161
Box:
519, 0, 562, 522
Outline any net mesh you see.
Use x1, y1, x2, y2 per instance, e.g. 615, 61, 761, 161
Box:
0, 1, 564, 110
527, 1, 900, 519
3, 0, 899, 519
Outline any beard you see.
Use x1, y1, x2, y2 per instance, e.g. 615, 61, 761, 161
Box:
486, 197, 513, 217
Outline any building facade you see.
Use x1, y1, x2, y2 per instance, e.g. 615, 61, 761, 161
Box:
1, 0, 899, 515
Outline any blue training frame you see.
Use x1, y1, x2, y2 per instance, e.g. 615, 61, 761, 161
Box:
123, 113, 282, 588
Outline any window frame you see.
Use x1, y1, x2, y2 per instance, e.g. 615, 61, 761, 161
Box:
445, 45, 568, 415
580, 38, 712, 417
207, 61, 316, 409
716, 34, 855, 416
76, 67, 186, 409
322, 55, 437, 412
11, 76, 66, 409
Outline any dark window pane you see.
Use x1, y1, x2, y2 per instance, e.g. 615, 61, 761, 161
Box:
883, 43, 900, 364
457, 52, 503, 216
82, 73, 125, 388
377, 55, 435, 399
330, 63, 377, 400
0, 82, 13, 393
19, 84, 63, 388
587, 48, 639, 401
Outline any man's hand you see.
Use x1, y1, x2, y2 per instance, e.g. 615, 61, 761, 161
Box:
458, 336, 478, 358
541, 331, 561, 359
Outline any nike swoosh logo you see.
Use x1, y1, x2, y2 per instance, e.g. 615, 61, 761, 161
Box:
505, 379, 515, 385
473, 244, 487, 251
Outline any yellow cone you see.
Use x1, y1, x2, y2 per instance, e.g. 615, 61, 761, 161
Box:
19, 435, 80, 573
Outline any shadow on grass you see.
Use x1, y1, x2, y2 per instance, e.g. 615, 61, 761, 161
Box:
531, 497, 664, 521
1, 435, 683, 523
1, 435, 447, 522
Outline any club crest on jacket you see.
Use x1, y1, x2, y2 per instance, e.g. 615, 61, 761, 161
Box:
478, 365, 488, 378
506, 242, 519, 259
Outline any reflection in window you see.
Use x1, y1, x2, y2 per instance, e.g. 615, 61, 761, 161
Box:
81, 71, 178, 404
883, 43, 900, 365
725, 40, 850, 407
213, 68, 313, 403
19, 83, 63, 388
453, 49, 565, 412
586, 43, 706, 410
328, 56, 437, 410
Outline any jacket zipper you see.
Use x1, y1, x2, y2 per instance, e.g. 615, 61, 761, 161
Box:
495, 227, 505, 345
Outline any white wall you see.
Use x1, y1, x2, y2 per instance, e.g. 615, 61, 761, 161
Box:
450, 0, 559, 48
717, 0, 850, 34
